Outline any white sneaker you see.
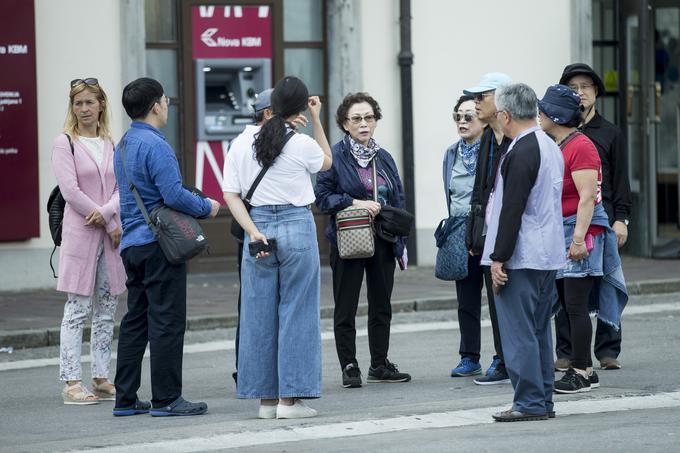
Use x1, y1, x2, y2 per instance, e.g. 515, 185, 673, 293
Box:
258, 404, 277, 419
276, 399, 318, 419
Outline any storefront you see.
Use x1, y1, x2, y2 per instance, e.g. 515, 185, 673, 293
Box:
592, 0, 680, 257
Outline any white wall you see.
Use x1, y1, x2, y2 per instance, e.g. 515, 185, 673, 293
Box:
411, 0, 574, 264
0, 0, 125, 290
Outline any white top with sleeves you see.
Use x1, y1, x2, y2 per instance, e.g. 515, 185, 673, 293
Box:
222, 126, 324, 206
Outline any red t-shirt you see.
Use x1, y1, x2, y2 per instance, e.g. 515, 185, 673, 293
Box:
561, 132, 604, 235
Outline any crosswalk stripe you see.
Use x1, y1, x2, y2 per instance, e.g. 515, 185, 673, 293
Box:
74, 391, 680, 452
1, 300, 679, 372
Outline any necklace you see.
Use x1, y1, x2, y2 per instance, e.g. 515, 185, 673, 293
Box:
557, 129, 579, 148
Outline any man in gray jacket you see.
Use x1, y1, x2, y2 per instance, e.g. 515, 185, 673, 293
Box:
481, 83, 565, 422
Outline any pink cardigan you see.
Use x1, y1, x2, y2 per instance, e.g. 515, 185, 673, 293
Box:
52, 134, 126, 296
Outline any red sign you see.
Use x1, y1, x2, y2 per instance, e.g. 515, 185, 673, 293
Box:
0, 0, 39, 241
192, 5, 272, 59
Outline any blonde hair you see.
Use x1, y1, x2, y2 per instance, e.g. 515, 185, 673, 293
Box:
63, 81, 113, 141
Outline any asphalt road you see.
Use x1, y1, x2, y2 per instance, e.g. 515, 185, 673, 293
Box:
1, 292, 680, 453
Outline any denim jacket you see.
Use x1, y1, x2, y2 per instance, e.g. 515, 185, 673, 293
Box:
558, 202, 628, 329
314, 136, 407, 258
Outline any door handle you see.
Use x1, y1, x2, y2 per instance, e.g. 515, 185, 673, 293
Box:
655, 81, 662, 123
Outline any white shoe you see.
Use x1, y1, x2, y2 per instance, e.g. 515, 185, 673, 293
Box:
258, 404, 277, 419
276, 399, 318, 419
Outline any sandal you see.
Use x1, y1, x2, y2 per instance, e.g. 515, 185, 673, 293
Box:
92, 379, 116, 401
62, 382, 99, 405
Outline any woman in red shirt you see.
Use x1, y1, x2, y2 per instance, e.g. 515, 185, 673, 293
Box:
539, 85, 602, 394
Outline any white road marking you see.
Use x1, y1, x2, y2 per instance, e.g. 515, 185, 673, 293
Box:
1, 300, 678, 372
75, 391, 680, 452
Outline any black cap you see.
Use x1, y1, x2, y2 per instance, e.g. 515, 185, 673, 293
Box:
538, 85, 582, 125
559, 63, 605, 97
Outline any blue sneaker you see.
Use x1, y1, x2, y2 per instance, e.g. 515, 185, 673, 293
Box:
450, 357, 482, 377
486, 357, 501, 376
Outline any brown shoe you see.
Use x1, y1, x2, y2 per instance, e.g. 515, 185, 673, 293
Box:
554, 358, 571, 372
62, 382, 99, 405
599, 357, 621, 370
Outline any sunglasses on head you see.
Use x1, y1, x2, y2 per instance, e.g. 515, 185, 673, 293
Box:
70, 78, 99, 88
453, 112, 476, 123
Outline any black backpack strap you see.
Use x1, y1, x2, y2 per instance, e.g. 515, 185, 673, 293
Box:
64, 133, 75, 155
244, 130, 295, 204
119, 134, 155, 229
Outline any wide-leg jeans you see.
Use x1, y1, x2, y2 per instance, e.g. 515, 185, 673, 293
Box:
237, 205, 322, 399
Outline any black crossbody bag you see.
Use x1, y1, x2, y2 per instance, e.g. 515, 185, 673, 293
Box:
229, 130, 295, 242
120, 136, 208, 264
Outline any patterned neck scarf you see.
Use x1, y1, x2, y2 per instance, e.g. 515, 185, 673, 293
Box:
347, 135, 380, 168
458, 139, 481, 176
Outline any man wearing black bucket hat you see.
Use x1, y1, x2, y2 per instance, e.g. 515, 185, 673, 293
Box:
556, 63, 632, 371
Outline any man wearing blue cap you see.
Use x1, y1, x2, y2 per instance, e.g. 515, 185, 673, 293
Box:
462, 73, 513, 385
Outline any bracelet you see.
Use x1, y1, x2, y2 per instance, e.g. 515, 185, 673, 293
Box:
572, 239, 585, 246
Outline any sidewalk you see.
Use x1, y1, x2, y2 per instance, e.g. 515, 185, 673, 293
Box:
1, 255, 679, 349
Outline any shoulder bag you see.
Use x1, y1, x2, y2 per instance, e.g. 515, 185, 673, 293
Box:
434, 215, 469, 281
335, 160, 377, 259
120, 136, 208, 264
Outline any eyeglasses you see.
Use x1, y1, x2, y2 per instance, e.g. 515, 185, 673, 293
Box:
70, 78, 99, 88
568, 83, 594, 92
453, 112, 476, 123
473, 91, 495, 102
347, 114, 376, 125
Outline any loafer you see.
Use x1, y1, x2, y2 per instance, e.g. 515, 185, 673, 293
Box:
113, 399, 151, 416
149, 396, 208, 417
599, 357, 621, 370
492, 409, 548, 422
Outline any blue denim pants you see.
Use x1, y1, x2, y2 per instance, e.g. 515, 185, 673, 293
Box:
237, 205, 322, 399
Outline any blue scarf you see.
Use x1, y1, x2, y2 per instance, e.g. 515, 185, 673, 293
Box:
458, 139, 480, 176
347, 135, 380, 168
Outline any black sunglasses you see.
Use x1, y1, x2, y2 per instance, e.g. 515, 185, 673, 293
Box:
453, 112, 476, 123
70, 78, 99, 88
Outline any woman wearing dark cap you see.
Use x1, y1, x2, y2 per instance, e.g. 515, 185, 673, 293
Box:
538, 84, 627, 394
315, 92, 411, 389
223, 76, 332, 419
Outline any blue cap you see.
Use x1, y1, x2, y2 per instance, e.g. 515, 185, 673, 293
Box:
253, 88, 273, 112
538, 84, 582, 125
463, 72, 512, 95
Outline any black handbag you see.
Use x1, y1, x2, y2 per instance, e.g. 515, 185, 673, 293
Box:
372, 156, 414, 243
229, 130, 296, 242
46, 133, 75, 278
120, 136, 208, 264
467, 204, 486, 255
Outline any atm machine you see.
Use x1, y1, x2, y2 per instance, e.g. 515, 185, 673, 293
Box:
194, 58, 271, 141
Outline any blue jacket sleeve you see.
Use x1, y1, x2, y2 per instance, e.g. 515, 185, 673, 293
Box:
314, 162, 354, 215
147, 142, 211, 218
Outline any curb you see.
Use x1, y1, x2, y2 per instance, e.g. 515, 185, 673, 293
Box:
3, 278, 680, 350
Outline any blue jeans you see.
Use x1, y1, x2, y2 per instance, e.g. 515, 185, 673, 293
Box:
237, 205, 322, 399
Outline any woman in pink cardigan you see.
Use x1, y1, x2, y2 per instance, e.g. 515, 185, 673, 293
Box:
52, 78, 126, 405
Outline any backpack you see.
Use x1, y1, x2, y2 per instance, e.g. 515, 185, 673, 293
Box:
47, 133, 74, 278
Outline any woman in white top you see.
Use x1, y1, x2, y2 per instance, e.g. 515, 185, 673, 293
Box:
223, 76, 332, 419
51, 78, 126, 405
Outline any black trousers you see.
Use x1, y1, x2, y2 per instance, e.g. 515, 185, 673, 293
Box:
483, 267, 505, 365
455, 254, 484, 361
330, 238, 395, 370
115, 243, 187, 408
556, 278, 596, 370
555, 290, 622, 361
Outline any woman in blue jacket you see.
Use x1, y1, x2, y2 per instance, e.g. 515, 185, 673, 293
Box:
315, 92, 411, 389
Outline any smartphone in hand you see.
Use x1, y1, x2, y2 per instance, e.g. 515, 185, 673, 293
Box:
249, 238, 277, 257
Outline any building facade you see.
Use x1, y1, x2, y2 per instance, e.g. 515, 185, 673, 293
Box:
0, 0, 677, 290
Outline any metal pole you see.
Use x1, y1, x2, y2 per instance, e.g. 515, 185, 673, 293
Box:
398, 0, 417, 265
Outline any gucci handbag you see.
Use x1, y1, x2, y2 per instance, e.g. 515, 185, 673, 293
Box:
335, 160, 378, 259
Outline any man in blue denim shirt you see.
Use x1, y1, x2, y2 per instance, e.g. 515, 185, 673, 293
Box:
112, 78, 220, 417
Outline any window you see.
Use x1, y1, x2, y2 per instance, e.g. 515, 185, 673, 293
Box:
592, 0, 621, 125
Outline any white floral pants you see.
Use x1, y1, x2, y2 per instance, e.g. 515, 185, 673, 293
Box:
59, 244, 118, 381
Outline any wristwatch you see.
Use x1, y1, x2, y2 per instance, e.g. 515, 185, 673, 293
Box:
621, 219, 629, 226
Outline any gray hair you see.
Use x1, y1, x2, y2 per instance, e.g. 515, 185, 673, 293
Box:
495, 83, 538, 121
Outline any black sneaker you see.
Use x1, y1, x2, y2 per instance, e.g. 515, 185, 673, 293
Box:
554, 368, 591, 394
473, 365, 511, 385
342, 363, 362, 388
589, 370, 600, 389
367, 359, 411, 383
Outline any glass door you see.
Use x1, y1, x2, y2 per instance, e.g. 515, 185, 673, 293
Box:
652, 1, 680, 256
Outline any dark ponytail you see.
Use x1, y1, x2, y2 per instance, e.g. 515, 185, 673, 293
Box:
253, 76, 309, 167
